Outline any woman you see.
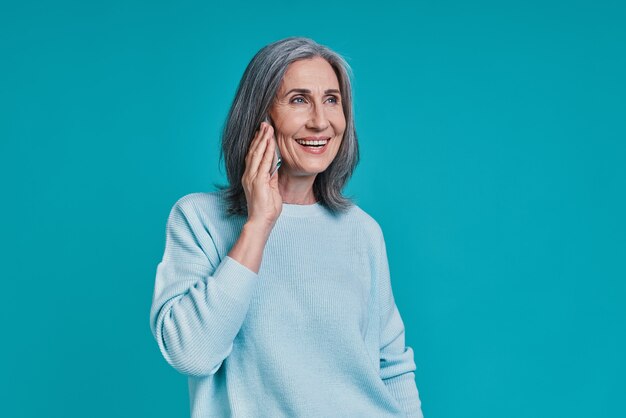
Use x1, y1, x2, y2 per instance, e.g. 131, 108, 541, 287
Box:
150, 37, 424, 418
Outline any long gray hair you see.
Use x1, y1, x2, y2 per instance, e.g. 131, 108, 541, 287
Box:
215, 37, 359, 217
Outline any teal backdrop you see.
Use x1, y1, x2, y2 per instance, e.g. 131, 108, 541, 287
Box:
1, 0, 624, 417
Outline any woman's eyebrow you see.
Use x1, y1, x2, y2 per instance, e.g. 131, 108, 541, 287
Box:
283, 88, 341, 96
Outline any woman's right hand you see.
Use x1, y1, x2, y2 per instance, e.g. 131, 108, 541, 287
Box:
242, 121, 283, 231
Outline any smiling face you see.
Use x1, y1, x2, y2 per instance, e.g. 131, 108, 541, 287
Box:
269, 56, 346, 178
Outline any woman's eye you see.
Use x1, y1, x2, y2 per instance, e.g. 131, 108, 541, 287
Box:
290, 95, 339, 104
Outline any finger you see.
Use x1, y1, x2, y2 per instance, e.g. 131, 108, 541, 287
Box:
259, 130, 276, 176
245, 123, 267, 166
270, 172, 278, 185
245, 125, 270, 175
248, 126, 270, 177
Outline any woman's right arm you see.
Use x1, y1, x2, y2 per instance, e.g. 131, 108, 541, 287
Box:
149, 123, 281, 377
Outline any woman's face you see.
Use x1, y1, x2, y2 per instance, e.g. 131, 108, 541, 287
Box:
269, 57, 346, 178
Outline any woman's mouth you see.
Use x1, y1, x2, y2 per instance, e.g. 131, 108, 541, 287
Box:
294, 137, 331, 154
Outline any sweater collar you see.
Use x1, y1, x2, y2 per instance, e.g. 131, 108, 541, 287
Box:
280, 201, 326, 218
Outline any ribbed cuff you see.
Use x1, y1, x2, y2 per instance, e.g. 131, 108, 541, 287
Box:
384, 372, 424, 418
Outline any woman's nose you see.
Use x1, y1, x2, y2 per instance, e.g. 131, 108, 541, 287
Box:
306, 104, 329, 130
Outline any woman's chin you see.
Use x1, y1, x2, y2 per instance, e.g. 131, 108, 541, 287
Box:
279, 164, 329, 178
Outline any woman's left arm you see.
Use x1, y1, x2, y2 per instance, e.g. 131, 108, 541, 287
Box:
377, 229, 425, 418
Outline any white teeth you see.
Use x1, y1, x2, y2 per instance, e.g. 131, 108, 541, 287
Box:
296, 139, 329, 146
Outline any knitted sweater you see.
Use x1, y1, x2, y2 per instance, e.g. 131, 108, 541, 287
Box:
149, 191, 424, 417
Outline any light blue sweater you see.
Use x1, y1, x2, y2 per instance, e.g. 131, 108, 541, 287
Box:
150, 191, 424, 417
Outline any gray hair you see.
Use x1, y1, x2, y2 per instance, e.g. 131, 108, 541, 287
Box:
214, 37, 359, 217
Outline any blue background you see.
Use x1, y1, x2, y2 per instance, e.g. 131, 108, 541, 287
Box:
1, 0, 624, 417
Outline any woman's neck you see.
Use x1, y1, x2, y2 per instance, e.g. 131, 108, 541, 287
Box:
278, 172, 318, 204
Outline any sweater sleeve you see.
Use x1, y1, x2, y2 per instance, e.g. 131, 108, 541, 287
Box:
377, 230, 424, 418
149, 196, 258, 377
